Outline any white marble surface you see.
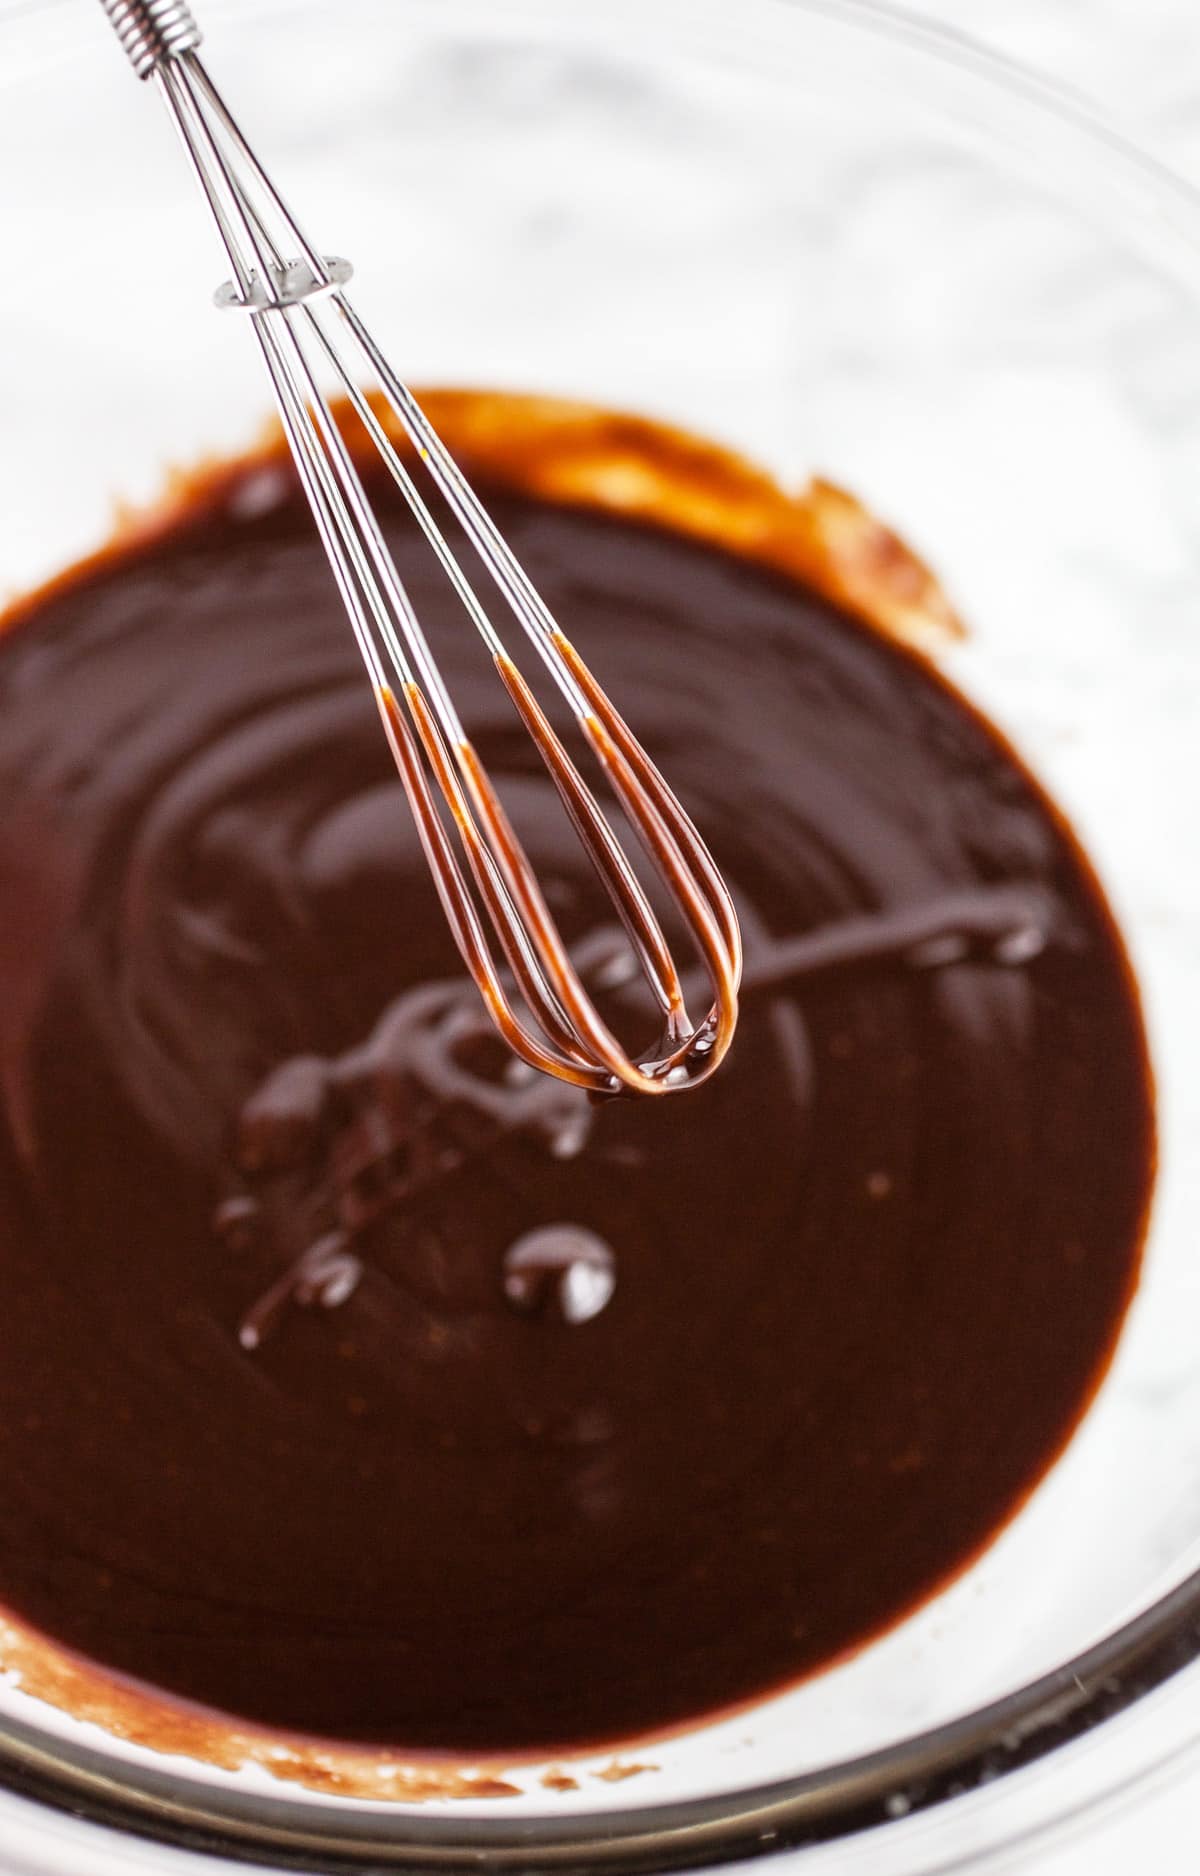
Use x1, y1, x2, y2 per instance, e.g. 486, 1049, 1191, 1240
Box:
913, 0, 1200, 172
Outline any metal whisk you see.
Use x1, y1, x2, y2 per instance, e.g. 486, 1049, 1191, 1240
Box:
97, 0, 741, 1095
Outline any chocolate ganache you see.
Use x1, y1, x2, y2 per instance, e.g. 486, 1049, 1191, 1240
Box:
0, 394, 1152, 1755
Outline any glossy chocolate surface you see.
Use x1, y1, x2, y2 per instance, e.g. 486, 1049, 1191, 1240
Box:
0, 403, 1152, 1752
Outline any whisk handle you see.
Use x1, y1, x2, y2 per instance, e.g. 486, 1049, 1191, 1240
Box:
97, 0, 202, 79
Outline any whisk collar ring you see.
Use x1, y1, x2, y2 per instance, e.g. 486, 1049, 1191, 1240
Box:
214, 256, 354, 313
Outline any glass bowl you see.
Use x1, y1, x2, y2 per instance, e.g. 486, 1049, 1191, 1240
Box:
1, 0, 1200, 1868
